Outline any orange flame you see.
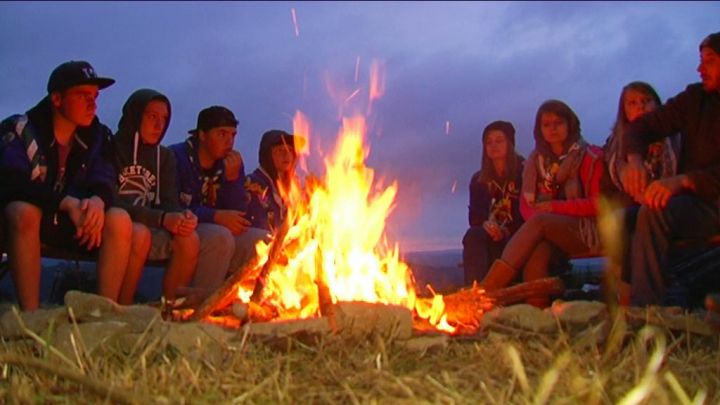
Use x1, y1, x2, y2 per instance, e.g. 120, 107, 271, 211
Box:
237, 115, 455, 333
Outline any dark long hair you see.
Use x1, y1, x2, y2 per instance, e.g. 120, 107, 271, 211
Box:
478, 120, 523, 183
533, 99, 581, 156
610, 81, 661, 139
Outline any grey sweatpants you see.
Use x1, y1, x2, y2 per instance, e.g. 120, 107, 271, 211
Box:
193, 224, 270, 294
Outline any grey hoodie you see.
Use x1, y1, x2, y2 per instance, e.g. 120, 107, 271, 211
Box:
113, 88, 180, 228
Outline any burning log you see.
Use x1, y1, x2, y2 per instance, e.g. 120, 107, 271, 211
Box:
189, 256, 261, 321
486, 277, 565, 305
439, 277, 565, 327
250, 219, 290, 303
190, 219, 290, 321
232, 301, 276, 323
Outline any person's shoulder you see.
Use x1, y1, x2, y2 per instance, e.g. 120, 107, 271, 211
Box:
469, 170, 482, 183
0, 114, 26, 145
158, 144, 177, 160
671, 83, 706, 102
683, 83, 705, 93
1, 113, 28, 132
168, 140, 188, 156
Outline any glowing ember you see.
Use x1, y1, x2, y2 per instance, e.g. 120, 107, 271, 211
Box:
367, 59, 385, 114
445, 120, 451, 135
291, 8, 300, 37
354, 56, 361, 83
344, 88, 361, 104
236, 115, 455, 333
451, 179, 458, 194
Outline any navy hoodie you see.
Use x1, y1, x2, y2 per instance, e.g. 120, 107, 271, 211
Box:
0, 96, 116, 212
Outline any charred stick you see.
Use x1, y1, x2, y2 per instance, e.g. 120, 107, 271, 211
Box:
189, 254, 262, 321
485, 277, 565, 305
250, 217, 291, 303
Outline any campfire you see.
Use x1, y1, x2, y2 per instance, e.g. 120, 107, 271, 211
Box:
183, 111, 565, 336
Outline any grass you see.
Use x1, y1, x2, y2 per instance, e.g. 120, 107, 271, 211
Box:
1, 313, 719, 404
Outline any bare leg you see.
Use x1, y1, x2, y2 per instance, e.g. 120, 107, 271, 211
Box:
5, 201, 42, 311
96, 208, 133, 301
163, 232, 199, 301
118, 222, 152, 305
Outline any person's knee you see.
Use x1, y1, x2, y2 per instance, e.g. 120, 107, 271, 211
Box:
172, 232, 200, 257
131, 222, 152, 254
5, 201, 42, 232
633, 205, 657, 233
463, 227, 488, 247
199, 224, 234, 253
104, 208, 132, 238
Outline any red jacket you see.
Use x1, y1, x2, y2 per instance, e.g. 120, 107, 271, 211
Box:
521, 145, 604, 220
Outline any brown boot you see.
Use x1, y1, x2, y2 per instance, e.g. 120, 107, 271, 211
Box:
480, 259, 517, 292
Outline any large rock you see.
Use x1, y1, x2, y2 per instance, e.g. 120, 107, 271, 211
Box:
52, 321, 129, 358
64, 290, 120, 319
162, 322, 237, 354
0, 306, 69, 338
64, 291, 162, 333
243, 317, 331, 338
480, 304, 557, 334
106, 305, 162, 334
550, 300, 608, 329
399, 335, 449, 352
333, 301, 413, 339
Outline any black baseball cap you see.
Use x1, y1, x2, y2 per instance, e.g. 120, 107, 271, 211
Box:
188, 106, 239, 135
47, 60, 115, 93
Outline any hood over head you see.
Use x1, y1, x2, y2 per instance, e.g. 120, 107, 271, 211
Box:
116, 88, 171, 145
258, 129, 304, 181
114, 88, 172, 206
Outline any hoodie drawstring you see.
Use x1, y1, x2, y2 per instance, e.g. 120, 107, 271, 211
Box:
133, 131, 139, 166
155, 145, 161, 205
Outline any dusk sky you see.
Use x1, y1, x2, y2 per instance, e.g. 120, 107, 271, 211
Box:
1, 2, 718, 252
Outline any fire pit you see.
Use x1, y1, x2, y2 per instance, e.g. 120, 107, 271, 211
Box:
177, 113, 566, 336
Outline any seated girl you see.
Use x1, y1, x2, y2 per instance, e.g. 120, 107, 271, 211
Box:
462, 120, 525, 286
601, 81, 680, 304
480, 100, 605, 307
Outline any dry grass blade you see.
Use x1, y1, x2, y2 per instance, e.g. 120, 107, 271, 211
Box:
0, 353, 141, 404
506, 344, 530, 395
534, 352, 571, 405
10, 306, 77, 370
618, 327, 667, 405
231, 369, 280, 404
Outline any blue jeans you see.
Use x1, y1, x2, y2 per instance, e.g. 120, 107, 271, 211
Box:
630, 195, 720, 306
